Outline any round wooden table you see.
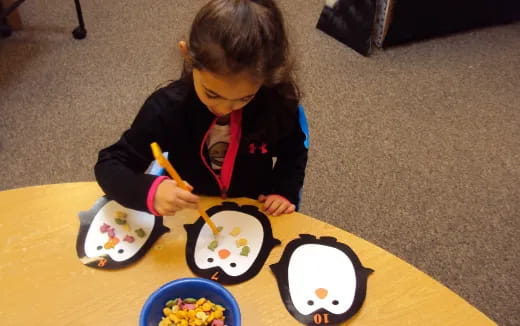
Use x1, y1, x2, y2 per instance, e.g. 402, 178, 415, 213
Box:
0, 182, 496, 325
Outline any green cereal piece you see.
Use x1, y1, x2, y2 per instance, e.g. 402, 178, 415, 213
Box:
114, 218, 127, 225
208, 240, 218, 251
166, 299, 178, 307
240, 246, 250, 256
183, 298, 196, 304
135, 228, 146, 238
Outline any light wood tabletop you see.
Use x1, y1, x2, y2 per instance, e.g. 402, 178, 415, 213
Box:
0, 182, 496, 325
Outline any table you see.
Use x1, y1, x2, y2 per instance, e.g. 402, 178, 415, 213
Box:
0, 182, 497, 325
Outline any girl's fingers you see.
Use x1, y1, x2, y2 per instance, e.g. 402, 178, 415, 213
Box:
158, 205, 179, 216
171, 179, 194, 192
266, 198, 283, 215
272, 201, 288, 216
257, 194, 267, 203
176, 188, 200, 204
179, 200, 199, 210
263, 195, 276, 212
273, 200, 294, 216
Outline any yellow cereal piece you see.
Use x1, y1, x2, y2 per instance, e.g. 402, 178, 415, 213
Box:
236, 238, 248, 248
115, 211, 127, 219
159, 317, 172, 326
163, 307, 172, 316
196, 298, 206, 306
213, 310, 223, 319
230, 227, 241, 237
169, 314, 179, 323
201, 302, 212, 311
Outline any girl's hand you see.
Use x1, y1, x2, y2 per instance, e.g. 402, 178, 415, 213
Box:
154, 179, 199, 216
258, 194, 295, 216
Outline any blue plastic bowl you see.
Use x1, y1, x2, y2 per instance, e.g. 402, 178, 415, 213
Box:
139, 278, 241, 326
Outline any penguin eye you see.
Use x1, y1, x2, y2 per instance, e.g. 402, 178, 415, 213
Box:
207, 258, 214, 263
332, 300, 339, 305
97, 245, 102, 250
307, 300, 314, 306
118, 249, 124, 254
230, 262, 237, 268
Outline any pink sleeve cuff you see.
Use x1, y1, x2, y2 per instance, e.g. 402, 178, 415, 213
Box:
147, 176, 169, 216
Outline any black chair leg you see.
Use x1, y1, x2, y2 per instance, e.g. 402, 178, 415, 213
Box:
72, 0, 86, 39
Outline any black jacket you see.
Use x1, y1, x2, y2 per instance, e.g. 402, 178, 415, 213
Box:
95, 79, 308, 213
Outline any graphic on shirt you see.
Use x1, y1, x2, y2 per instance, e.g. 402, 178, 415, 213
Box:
76, 196, 169, 269
271, 234, 373, 325
207, 118, 230, 172
184, 202, 281, 284
208, 141, 229, 169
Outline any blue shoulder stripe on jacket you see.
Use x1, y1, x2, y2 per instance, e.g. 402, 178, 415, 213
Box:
298, 105, 310, 149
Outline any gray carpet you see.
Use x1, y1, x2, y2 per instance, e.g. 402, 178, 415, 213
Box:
1, 0, 519, 325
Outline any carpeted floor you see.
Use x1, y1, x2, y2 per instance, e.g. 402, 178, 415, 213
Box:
1, 0, 519, 325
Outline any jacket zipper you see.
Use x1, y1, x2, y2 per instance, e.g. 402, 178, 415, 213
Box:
199, 110, 242, 198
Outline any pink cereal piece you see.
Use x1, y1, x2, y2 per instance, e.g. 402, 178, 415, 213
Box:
123, 235, 135, 243
182, 303, 195, 310
100, 223, 110, 233
108, 228, 116, 238
211, 319, 224, 326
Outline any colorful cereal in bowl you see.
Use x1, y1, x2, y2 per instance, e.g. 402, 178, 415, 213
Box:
139, 278, 240, 326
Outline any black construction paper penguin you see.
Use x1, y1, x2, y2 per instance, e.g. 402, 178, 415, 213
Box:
76, 197, 170, 269
184, 202, 281, 284
271, 234, 373, 325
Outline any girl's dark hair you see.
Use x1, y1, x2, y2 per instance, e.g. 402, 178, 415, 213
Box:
183, 0, 300, 104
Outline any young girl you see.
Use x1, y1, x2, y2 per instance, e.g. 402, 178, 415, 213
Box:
95, 0, 308, 217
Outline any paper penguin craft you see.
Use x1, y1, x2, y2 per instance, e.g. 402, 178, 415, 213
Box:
184, 202, 281, 284
271, 234, 373, 325
76, 197, 170, 269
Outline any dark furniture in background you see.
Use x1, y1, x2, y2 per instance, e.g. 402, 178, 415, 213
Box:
0, 0, 87, 39
384, 0, 520, 46
317, 0, 520, 56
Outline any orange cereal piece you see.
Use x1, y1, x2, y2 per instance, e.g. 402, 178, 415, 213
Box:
103, 236, 120, 249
